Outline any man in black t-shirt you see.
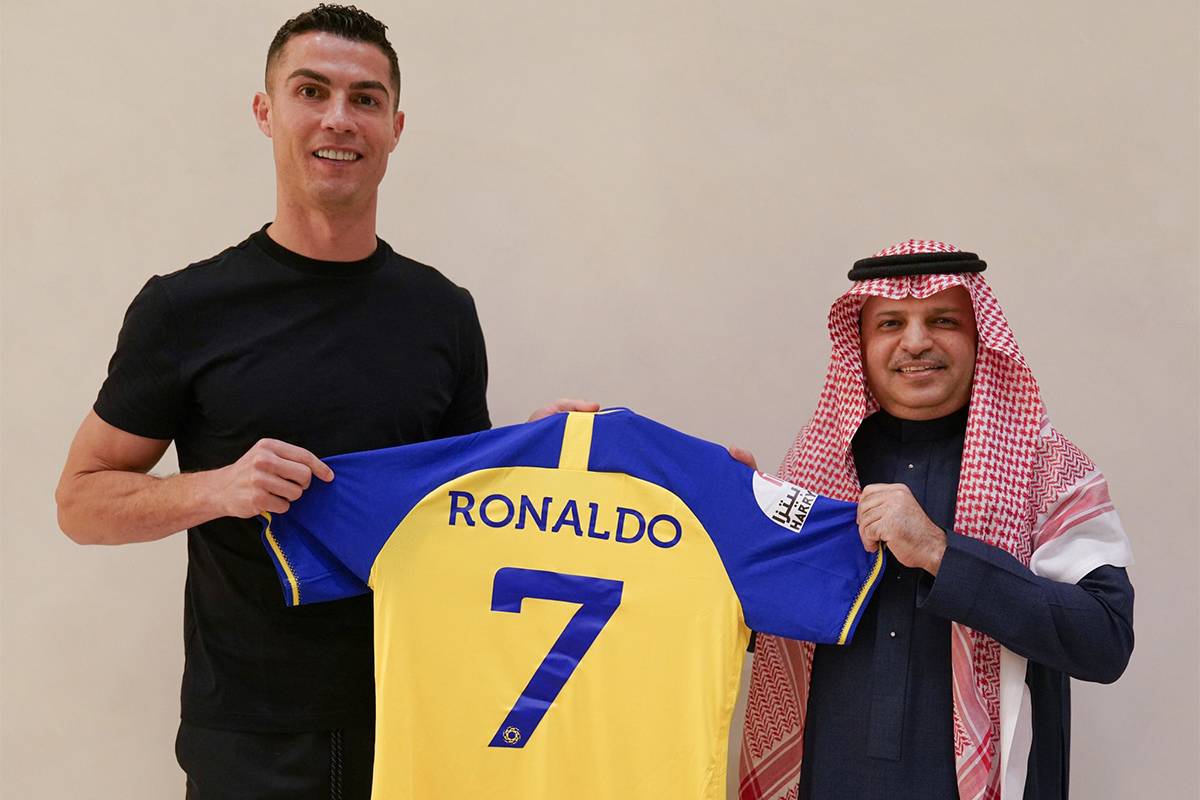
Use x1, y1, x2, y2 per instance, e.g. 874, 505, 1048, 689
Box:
55, 6, 594, 798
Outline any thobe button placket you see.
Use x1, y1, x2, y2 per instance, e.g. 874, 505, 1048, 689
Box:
802, 409, 967, 793
864, 444, 928, 763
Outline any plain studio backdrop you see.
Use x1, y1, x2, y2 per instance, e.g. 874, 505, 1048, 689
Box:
2, 1, 1196, 797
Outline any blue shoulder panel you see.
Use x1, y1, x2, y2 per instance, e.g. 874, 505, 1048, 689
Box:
260, 413, 567, 606
587, 410, 882, 644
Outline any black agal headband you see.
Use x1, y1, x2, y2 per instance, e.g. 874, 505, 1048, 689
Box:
848, 250, 987, 281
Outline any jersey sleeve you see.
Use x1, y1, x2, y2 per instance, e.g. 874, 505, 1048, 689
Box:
259, 413, 569, 607
587, 412, 884, 644
93, 276, 187, 440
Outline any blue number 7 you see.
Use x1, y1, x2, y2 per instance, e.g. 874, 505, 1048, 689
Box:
488, 567, 624, 748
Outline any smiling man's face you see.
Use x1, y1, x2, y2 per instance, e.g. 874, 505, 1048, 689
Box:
859, 286, 978, 421
253, 31, 404, 213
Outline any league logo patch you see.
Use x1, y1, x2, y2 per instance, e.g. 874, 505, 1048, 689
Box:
752, 472, 819, 534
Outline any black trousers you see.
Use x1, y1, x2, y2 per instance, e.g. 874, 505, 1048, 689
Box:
176, 721, 374, 800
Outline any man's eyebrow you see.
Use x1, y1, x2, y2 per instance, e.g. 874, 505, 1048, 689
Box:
866, 306, 965, 318
287, 68, 331, 85
350, 80, 389, 97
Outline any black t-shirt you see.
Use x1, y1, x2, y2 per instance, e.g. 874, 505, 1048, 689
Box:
94, 228, 490, 731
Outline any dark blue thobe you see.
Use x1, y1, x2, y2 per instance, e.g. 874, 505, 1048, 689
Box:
796, 408, 1134, 799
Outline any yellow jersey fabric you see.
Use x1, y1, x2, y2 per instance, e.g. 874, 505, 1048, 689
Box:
262, 410, 883, 799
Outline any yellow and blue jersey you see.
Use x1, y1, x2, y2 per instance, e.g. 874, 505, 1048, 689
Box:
261, 409, 883, 799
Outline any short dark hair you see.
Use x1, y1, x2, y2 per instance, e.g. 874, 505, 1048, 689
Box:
266, 4, 402, 109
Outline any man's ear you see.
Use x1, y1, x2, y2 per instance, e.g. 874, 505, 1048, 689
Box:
390, 109, 405, 150
252, 92, 272, 138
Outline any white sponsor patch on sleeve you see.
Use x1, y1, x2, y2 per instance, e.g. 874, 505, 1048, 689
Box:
752, 471, 820, 534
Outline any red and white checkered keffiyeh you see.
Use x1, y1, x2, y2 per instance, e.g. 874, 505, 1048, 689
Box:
738, 240, 1132, 800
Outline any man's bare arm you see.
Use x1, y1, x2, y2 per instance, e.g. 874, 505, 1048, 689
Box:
55, 412, 332, 545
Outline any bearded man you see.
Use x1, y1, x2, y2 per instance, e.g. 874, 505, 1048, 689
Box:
739, 240, 1135, 800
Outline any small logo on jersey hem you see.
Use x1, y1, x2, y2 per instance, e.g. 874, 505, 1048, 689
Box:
502, 726, 522, 745
752, 472, 819, 534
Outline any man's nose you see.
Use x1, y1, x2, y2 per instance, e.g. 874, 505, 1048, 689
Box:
322, 96, 356, 133
899, 321, 933, 355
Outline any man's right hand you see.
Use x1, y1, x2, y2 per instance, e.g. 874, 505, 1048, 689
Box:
210, 439, 335, 518
56, 413, 335, 545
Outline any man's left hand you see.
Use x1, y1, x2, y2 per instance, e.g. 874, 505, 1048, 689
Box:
857, 483, 947, 575
527, 398, 601, 422
727, 447, 758, 471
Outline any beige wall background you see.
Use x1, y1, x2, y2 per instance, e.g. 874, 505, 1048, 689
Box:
3, 1, 1197, 797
